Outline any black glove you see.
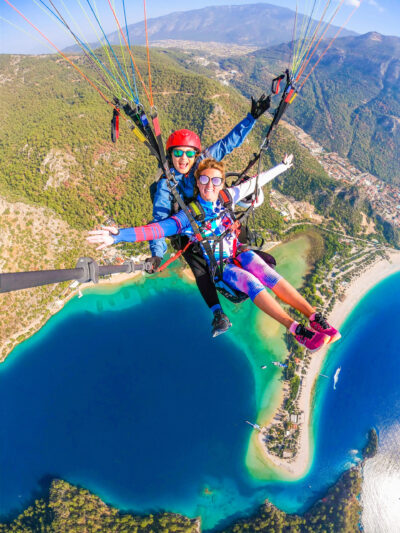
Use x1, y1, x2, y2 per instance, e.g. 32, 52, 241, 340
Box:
144, 256, 162, 273
250, 94, 271, 119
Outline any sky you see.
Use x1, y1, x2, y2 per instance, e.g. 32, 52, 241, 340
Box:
0, 0, 399, 54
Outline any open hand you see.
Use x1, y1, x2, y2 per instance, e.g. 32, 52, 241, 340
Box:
87, 226, 118, 250
282, 153, 294, 168
250, 94, 271, 119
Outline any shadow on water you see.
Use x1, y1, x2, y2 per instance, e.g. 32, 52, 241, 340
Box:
0, 474, 57, 523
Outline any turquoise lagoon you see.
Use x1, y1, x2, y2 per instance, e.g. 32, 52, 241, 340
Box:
1, 254, 400, 530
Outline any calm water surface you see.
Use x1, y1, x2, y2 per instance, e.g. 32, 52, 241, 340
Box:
1, 264, 399, 530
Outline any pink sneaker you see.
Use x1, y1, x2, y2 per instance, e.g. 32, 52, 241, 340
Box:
293, 323, 329, 353
309, 312, 341, 344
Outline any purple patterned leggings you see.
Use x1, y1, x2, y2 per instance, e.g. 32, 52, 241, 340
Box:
223, 250, 282, 301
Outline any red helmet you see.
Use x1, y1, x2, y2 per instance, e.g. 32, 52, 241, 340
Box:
166, 129, 201, 152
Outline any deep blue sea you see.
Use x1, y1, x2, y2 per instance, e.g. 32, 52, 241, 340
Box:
1, 271, 400, 530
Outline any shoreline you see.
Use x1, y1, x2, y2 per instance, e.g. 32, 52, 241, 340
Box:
254, 249, 400, 479
0, 267, 145, 364
3, 247, 400, 480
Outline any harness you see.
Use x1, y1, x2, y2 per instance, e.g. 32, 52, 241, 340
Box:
120, 71, 294, 303
186, 190, 238, 272
183, 190, 251, 303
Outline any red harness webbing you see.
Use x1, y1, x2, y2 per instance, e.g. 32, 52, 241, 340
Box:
156, 239, 193, 273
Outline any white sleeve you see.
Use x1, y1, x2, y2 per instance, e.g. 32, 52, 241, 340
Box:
231, 162, 290, 203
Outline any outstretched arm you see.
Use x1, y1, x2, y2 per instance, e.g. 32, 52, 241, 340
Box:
231, 154, 293, 203
87, 211, 189, 250
203, 113, 256, 162
149, 177, 172, 259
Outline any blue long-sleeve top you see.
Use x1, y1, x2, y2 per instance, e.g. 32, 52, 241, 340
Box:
149, 113, 256, 258
114, 162, 289, 263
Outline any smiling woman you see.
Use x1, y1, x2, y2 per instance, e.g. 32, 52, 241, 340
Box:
195, 159, 225, 202
88, 155, 341, 352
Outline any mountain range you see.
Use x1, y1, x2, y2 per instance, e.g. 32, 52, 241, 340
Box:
214, 31, 400, 184
64, 3, 355, 53
65, 3, 397, 185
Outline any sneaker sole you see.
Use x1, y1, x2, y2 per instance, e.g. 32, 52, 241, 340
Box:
306, 335, 330, 352
310, 325, 342, 345
212, 324, 232, 338
328, 332, 341, 344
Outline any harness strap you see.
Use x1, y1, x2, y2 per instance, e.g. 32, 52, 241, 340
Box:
187, 200, 206, 222
218, 189, 233, 208
156, 239, 193, 273
120, 100, 161, 160
111, 106, 120, 143
144, 108, 219, 278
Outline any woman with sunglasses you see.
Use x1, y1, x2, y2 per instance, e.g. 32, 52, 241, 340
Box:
88, 155, 340, 352
147, 94, 271, 337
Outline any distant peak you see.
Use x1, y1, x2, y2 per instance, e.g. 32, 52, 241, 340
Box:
363, 31, 383, 41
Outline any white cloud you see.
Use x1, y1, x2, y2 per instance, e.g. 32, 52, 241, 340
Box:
345, 0, 384, 13
367, 0, 385, 12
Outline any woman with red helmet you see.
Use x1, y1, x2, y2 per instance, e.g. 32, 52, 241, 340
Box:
165, 129, 201, 175
147, 94, 271, 337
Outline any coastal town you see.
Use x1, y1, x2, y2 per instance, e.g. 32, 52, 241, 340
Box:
284, 121, 400, 227
250, 122, 400, 467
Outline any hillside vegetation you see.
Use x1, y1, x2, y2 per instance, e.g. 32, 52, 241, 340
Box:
0, 196, 94, 361
1, 45, 394, 361
0, 48, 276, 230
217, 32, 400, 184
0, 47, 377, 237
0, 467, 362, 532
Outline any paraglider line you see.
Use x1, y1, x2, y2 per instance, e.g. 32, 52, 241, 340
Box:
38, 0, 118, 97
2, 0, 126, 116
143, 0, 154, 107
288, 2, 298, 72
85, 0, 136, 102
295, 0, 346, 84
299, 0, 362, 90
74, 0, 129, 95
122, 0, 140, 102
110, 0, 133, 100
293, 0, 334, 80
106, 0, 152, 105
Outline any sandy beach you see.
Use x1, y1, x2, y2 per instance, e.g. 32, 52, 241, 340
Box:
255, 249, 400, 478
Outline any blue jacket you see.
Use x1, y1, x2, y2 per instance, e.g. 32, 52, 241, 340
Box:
149, 113, 256, 258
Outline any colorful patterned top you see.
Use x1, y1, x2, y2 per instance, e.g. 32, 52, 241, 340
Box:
114, 162, 290, 263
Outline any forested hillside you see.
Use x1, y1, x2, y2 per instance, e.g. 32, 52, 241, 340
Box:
0, 468, 362, 532
0, 49, 269, 230
0, 46, 379, 236
1, 45, 395, 360
0, 47, 332, 234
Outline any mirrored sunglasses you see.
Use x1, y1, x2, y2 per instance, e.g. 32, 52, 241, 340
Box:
198, 174, 223, 186
172, 148, 197, 158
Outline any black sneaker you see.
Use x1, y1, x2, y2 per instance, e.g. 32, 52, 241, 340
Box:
211, 310, 232, 338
